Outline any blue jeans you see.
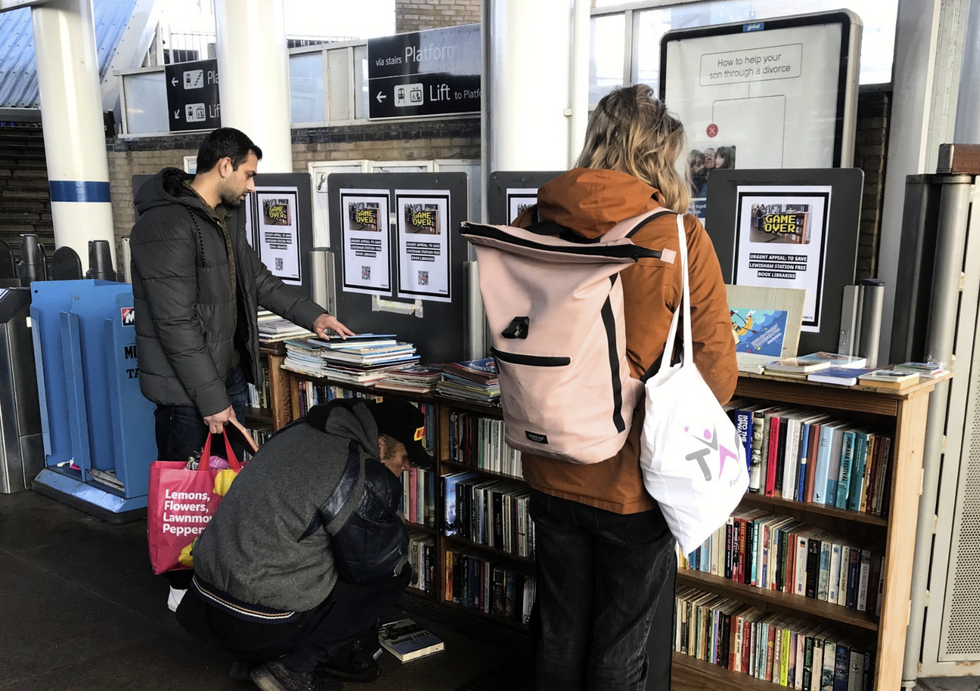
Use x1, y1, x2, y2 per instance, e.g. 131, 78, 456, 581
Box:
529, 489, 676, 691
153, 365, 250, 464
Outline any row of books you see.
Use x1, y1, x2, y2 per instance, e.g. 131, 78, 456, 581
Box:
443, 471, 535, 559
242, 429, 274, 460
408, 531, 436, 595
682, 509, 884, 616
448, 412, 523, 478
295, 381, 437, 456
764, 352, 948, 389
284, 334, 420, 385
675, 587, 876, 690
729, 400, 893, 516
246, 364, 272, 411
445, 549, 535, 624
400, 466, 436, 529
436, 358, 500, 404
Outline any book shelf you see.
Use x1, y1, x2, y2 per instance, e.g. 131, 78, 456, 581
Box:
271, 366, 946, 691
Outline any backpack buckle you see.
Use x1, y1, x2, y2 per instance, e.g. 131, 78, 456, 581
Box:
502, 316, 530, 339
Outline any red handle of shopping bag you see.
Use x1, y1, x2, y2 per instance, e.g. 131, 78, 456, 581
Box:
197, 418, 258, 473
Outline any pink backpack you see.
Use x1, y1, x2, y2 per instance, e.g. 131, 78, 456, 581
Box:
461, 208, 670, 464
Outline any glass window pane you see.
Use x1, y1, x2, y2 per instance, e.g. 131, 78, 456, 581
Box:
590, 14, 626, 103
634, 0, 898, 89
123, 72, 169, 135
289, 52, 325, 124
326, 48, 352, 122
354, 45, 370, 120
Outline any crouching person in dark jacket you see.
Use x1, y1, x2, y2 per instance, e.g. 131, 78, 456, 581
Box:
176, 398, 427, 691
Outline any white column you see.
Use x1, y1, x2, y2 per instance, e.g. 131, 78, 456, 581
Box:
214, 0, 293, 173
486, 0, 574, 172
32, 0, 116, 271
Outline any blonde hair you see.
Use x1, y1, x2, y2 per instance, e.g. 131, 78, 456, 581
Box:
575, 84, 691, 213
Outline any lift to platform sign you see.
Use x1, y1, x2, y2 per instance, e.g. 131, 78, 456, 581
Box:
165, 58, 221, 132
367, 24, 481, 119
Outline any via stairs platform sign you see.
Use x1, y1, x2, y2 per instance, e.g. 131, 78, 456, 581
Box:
367, 24, 481, 119
165, 58, 221, 132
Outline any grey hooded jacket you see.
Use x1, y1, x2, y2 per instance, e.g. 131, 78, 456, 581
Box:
130, 168, 324, 416
192, 401, 408, 615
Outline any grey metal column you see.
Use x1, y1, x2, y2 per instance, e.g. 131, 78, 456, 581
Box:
902, 175, 974, 687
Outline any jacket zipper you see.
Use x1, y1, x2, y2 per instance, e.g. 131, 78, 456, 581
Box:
490, 347, 570, 367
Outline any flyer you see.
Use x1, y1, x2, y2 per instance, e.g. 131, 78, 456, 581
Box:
732, 185, 832, 331
395, 190, 451, 303
340, 189, 392, 296
256, 188, 301, 284
506, 188, 538, 224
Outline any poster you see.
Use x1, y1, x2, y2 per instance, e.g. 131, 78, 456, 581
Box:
395, 190, 451, 302
256, 188, 301, 284
340, 189, 392, 296
733, 185, 831, 331
664, 17, 849, 209
506, 188, 538, 224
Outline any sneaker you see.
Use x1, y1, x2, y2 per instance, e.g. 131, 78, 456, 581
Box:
251, 661, 341, 691
315, 628, 382, 683
228, 660, 256, 680
167, 587, 186, 613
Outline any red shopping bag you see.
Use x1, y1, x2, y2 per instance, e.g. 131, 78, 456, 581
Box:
146, 419, 258, 575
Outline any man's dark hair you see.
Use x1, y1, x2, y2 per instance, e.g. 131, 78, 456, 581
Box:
196, 128, 263, 173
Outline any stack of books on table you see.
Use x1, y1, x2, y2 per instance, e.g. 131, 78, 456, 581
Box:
375, 364, 444, 394
283, 334, 420, 386
436, 358, 500, 404
764, 352, 867, 382
257, 310, 313, 344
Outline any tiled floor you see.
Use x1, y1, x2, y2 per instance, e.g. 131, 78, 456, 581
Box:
0, 490, 530, 691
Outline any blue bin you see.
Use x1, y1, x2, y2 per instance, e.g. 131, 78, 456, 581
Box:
31, 280, 156, 517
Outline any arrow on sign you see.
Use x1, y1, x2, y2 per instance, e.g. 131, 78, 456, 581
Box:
171, 77, 178, 87
173, 110, 180, 120
376, 92, 387, 103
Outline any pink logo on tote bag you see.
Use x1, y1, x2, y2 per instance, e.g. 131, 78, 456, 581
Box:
684, 425, 739, 481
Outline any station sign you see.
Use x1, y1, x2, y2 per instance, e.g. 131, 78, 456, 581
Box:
165, 58, 221, 132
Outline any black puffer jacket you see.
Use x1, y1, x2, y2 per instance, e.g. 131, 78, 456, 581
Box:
130, 168, 324, 416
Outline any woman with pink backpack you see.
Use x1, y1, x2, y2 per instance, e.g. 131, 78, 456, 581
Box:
513, 85, 737, 690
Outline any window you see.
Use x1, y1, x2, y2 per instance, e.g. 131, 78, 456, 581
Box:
589, 14, 627, 103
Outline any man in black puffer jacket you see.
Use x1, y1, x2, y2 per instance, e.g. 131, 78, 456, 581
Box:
176, 398, 424, 691
131, 128, 353, 466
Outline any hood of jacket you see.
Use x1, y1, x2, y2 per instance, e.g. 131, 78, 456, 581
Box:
306, 400, 381, 459
535, 168, 668, 239
134, 167, 206, 216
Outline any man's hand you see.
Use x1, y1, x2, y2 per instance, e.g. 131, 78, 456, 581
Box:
314, 313, 356, 341
203, 406, 237, 435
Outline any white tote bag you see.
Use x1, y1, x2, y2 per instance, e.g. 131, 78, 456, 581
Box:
639, 214, 747, 554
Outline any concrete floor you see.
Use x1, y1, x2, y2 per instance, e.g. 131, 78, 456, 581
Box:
1, 489, 975, 691
0, 490, 532, 691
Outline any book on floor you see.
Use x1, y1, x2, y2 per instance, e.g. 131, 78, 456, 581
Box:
378, 618, 445, 663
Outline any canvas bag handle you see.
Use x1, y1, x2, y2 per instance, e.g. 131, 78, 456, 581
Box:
656, 214, 693, 379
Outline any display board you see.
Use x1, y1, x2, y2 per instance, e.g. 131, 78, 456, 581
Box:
327, 173, 469, 364
486, 171, 564, 225
661, 11, 861, 218
705, 168, 863, 354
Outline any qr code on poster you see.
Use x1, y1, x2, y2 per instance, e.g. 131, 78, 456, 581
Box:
361, 266, 371, 280
418, 270, 429, 286
275, 257, 283, 271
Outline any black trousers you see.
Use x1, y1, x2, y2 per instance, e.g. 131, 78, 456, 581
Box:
176, 566, 411, 673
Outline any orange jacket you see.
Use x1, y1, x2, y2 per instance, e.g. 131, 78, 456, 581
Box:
515, 168, 738, 514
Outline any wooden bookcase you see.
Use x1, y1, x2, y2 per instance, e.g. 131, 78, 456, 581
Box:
269, 366, 946, 690
242, 343, 294, 437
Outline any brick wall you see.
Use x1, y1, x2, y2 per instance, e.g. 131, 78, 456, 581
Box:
106, 118, 480, 249
853, 91, 890, 281
395, 0, 480, 33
